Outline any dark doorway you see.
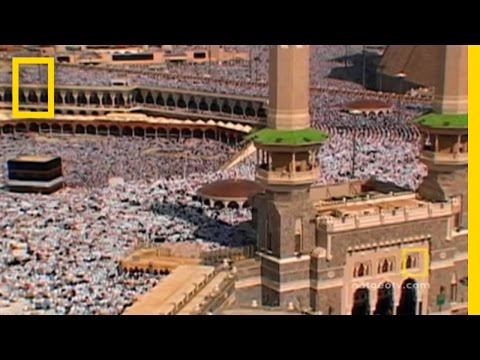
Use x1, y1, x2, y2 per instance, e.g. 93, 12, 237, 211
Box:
397, 278, 417, 315
146, 93, 154, 104
374, 282, 394, 315
352, 287, 370, 315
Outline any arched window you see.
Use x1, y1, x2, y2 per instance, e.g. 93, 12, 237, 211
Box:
357, 263, 365, 277
354, 262, 370, 278
378, 258, 395, 274
406, 254, 418, 269
381, 259, 390, 273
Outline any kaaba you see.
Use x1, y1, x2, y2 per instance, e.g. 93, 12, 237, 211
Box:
6, 155, 64, 194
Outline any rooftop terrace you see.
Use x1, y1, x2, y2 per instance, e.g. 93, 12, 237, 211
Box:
316, 194, 460, 233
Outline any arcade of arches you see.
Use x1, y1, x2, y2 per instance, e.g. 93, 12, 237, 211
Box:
196, 179, 264, 209
345, 243, 431, 315
352, 279, 421, 315
0, 120, 245, 145
0, 86, 268, 122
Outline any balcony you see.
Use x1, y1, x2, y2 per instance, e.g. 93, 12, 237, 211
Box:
420, 150, 468, 166
256, 168, 318, 186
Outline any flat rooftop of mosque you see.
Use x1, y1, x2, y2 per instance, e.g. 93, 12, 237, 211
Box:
316, 195, 429, 218
313, 185, 460, 233
12, 155, 58, 163
309, 178, 441, 218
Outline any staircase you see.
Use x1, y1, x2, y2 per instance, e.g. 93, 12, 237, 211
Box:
220, 142, 256, 171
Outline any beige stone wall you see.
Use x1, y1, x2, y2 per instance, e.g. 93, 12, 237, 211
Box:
454, 233, 468, 253
320, 217, 449, 268
346, 247, 429, 315
428, 267, 452, 312
315, 217, 455, 314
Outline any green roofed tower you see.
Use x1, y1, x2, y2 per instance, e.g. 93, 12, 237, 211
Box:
250, 45, 328, 308
414, 45, 468, 229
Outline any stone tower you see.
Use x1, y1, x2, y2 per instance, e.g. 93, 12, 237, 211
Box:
433, 46, 468, 114
416, 45, 468, 229
250, 45, 328, 309
267, 45, 311, 130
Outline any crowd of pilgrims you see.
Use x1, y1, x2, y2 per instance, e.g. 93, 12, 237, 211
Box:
0, 45, 378, 97
0, 45, 430, 314
0, 135, 254, 314
0, 110, 427, 315
309, 92, 429, 190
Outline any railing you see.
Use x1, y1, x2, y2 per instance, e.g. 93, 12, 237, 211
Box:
256, 168, 318, 185
172, 267, 222, 315
124, 242, 174, 258
318, 200, 459, 232
220, 141, 255, 171
320, 191, 413, 207
420, 150, 468, 164
195, 275, 236, 315
200, 245, 257, 266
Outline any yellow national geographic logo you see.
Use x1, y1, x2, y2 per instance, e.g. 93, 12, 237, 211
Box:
12, 57, 55, 119
401, 248, 429, 279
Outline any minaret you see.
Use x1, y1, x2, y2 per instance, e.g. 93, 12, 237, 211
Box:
416, 45, 468, 229
249, 45, 328, 309
433, 46, 468, 114
267, 45, 311, 130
